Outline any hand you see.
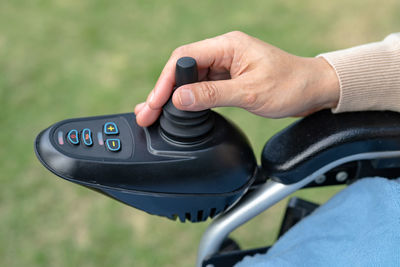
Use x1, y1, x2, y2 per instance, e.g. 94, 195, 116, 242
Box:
135, 31, 339, 127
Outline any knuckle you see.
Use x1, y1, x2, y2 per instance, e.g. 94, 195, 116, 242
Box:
200, 83, 219, 106
172, 45, 187, 57
225, 30, 247, 39
242, 91, 258, 109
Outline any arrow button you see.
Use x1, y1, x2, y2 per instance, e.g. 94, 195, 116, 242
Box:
106, 138, 121, 152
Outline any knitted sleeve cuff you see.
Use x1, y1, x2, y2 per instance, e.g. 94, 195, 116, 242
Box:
317, 33, 400, 113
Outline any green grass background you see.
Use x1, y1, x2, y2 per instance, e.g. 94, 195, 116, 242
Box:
1, 0, 399, 266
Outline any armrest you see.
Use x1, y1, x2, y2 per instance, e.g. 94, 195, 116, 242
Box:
262, 110, 400, 184
197, 110, 400, 266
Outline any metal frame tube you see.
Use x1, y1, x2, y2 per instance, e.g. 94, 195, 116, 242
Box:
196, 151, 400, 267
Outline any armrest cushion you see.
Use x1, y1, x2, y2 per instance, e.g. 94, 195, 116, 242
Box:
262, 110, 400, 184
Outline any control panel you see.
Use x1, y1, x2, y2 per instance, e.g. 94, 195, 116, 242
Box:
34, 57, 258, 223
51, 116, 134, 160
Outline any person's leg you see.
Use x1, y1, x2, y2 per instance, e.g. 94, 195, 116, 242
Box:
236, 177, 400, 267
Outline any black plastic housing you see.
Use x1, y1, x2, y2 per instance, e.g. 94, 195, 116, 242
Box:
35, 112, 257, 222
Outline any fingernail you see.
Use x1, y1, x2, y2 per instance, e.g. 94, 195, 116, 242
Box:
178, 89, 194, 106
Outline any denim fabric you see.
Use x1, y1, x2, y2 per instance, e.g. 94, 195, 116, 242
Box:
235, 177, 400, 267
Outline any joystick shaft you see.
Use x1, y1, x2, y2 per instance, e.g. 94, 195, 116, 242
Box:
160, 57, 214, 142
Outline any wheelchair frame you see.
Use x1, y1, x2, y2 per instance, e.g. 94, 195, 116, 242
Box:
197, 110, 400, 266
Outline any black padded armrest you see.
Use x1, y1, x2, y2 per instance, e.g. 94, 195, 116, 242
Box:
261, 110, 400, 184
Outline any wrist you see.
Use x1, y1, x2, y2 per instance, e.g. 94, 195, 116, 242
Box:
306, 57, 340, 110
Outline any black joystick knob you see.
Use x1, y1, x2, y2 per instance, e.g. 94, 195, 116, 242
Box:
160, 57, 214, 142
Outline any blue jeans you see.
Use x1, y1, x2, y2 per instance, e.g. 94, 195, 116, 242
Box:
236, 177, 400, 267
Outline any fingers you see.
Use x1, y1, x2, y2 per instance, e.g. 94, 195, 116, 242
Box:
135, 103, 162, 127
172, 79, 243, 111
134, 102, 146, 114
147, 60, 176, 110
135, 90, 159, 126
148, 35, 234, 111
136, 31, 248, 127
136, 77, 244, 126
136, 79, 243, 126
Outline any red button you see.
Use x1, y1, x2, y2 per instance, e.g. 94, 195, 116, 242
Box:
67, 130, 79, 145
82, 129, 93, 146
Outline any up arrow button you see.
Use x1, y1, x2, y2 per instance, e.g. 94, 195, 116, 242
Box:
104, 122, 119, 135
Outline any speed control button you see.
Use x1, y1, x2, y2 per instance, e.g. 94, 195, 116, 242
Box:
106, 138, 121, 152
104, 122, 119, 135
82, 128, 93, 146
67, 130, 79, 145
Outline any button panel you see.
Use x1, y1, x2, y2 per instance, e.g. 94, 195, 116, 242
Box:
104, 122, 119, 135
67, 125, 122, 152
67, 130, 79, 145
53, 116, 133, 160
106, 138, 121, 152
82, 128, 93, 146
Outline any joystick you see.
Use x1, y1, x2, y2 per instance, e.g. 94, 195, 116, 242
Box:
34, 57, 257, 222
160, 57, 214, 142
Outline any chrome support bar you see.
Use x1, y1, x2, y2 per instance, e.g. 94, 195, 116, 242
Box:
196, 151, 400, 267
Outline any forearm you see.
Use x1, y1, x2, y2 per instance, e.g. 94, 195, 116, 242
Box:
318, 33, 400, 113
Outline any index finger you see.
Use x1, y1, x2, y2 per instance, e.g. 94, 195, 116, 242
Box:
148, 35, 234, 110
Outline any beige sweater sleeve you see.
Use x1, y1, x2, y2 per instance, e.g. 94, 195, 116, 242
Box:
318, 33, 400, 113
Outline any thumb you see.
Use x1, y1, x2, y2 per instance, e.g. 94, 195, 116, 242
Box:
172, 79, 242, 111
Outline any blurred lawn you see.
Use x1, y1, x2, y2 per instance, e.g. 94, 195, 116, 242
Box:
1, 0, 399, 266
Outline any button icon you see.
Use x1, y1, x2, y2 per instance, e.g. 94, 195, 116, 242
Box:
106, 138, 121, 152
82, 128, 93, 146
67, 130, 79, 145
104, 122, 119, 135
